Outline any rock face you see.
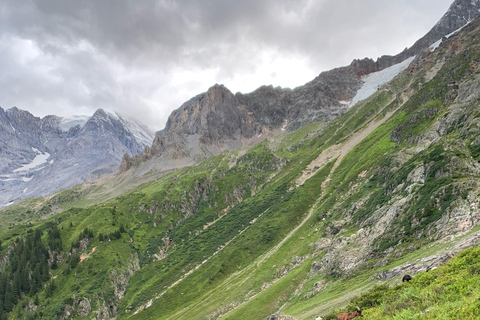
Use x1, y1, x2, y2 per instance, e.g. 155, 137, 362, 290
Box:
0, 107, 153, 206
148, 84, 260, 163
237, 64, 363, 131
134, 73, 361, 173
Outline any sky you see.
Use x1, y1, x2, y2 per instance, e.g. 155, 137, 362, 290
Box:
0, 0, 453, 132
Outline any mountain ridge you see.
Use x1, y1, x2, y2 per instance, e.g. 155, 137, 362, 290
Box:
0, 107, 153, 206
122, 0, 480, 179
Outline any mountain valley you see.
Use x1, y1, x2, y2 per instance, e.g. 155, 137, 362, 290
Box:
1, 1, 480, 319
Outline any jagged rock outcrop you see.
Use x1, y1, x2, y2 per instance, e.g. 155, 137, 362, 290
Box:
148, 84, 260, 160
165, 84, 259, 144
119, 153, 132, 173
133, 70, 362, 171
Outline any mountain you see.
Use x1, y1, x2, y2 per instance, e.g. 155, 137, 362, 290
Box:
124, 0, 480, 177
2, 1, 480, 320
0, 108, 153, 207
351, 0, 480, 73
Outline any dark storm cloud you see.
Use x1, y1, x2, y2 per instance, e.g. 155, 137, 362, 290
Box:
0, 0, 453, 131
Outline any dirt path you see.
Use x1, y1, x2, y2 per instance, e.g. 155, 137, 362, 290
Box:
79, 247, 96, 263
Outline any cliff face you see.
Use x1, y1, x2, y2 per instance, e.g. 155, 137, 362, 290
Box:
135, 69, 361, 170
164, 84, 259, 145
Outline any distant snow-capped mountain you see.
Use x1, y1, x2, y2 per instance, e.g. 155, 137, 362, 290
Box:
0, 107, 154, 206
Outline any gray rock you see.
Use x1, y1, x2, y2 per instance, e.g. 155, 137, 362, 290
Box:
77, 298, 91, 317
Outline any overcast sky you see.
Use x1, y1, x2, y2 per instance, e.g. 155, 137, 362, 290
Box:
1, 0, 453, 132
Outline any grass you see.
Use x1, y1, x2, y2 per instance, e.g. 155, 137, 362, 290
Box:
346, 245, 480, 320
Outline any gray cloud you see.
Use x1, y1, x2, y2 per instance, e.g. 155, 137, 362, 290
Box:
0, 0, 453, 132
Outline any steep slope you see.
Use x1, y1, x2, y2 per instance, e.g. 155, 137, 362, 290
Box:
0, 108, 153, 207
404, 0, 480, 57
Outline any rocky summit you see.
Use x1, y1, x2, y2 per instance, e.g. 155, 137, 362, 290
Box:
0, 108, 153, 206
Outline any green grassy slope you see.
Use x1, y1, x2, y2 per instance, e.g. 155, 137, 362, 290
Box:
325, 244, 480, 320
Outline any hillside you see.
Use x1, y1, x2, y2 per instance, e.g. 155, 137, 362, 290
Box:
0, 10, 480, 320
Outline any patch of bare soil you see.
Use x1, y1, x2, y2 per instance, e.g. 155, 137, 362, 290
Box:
295, 108, 398, 189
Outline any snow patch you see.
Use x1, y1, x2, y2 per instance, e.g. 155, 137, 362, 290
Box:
22, 176, 33, 182
429, 24, 468, 52
106, 110, 120, 121
349, 57, 415, 108
118, 116, 153, 146
430, 39, 443, 51
13, 152, 50, 172
23, 188, 28, 193
0, 177, 17, 182
59, 115, 90, 131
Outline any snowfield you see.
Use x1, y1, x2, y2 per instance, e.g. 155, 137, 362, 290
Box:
13, 148, 51, 173
349, 56, 415, 108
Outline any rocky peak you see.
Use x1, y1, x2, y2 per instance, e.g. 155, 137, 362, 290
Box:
92, 108, 109, 119
204, 84, 236, 108
163, 84, 256, 144
350, 0, 480, 77
165, 84, 238, 134
436, 0, 480, 30
0, 106, 153, 207
87, 108, 112, 125
6, 106, 33, 117
349, 58, 381, 77
5, 107, 39, 129
405, 0, 480, 54
40, 115, 62, 131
